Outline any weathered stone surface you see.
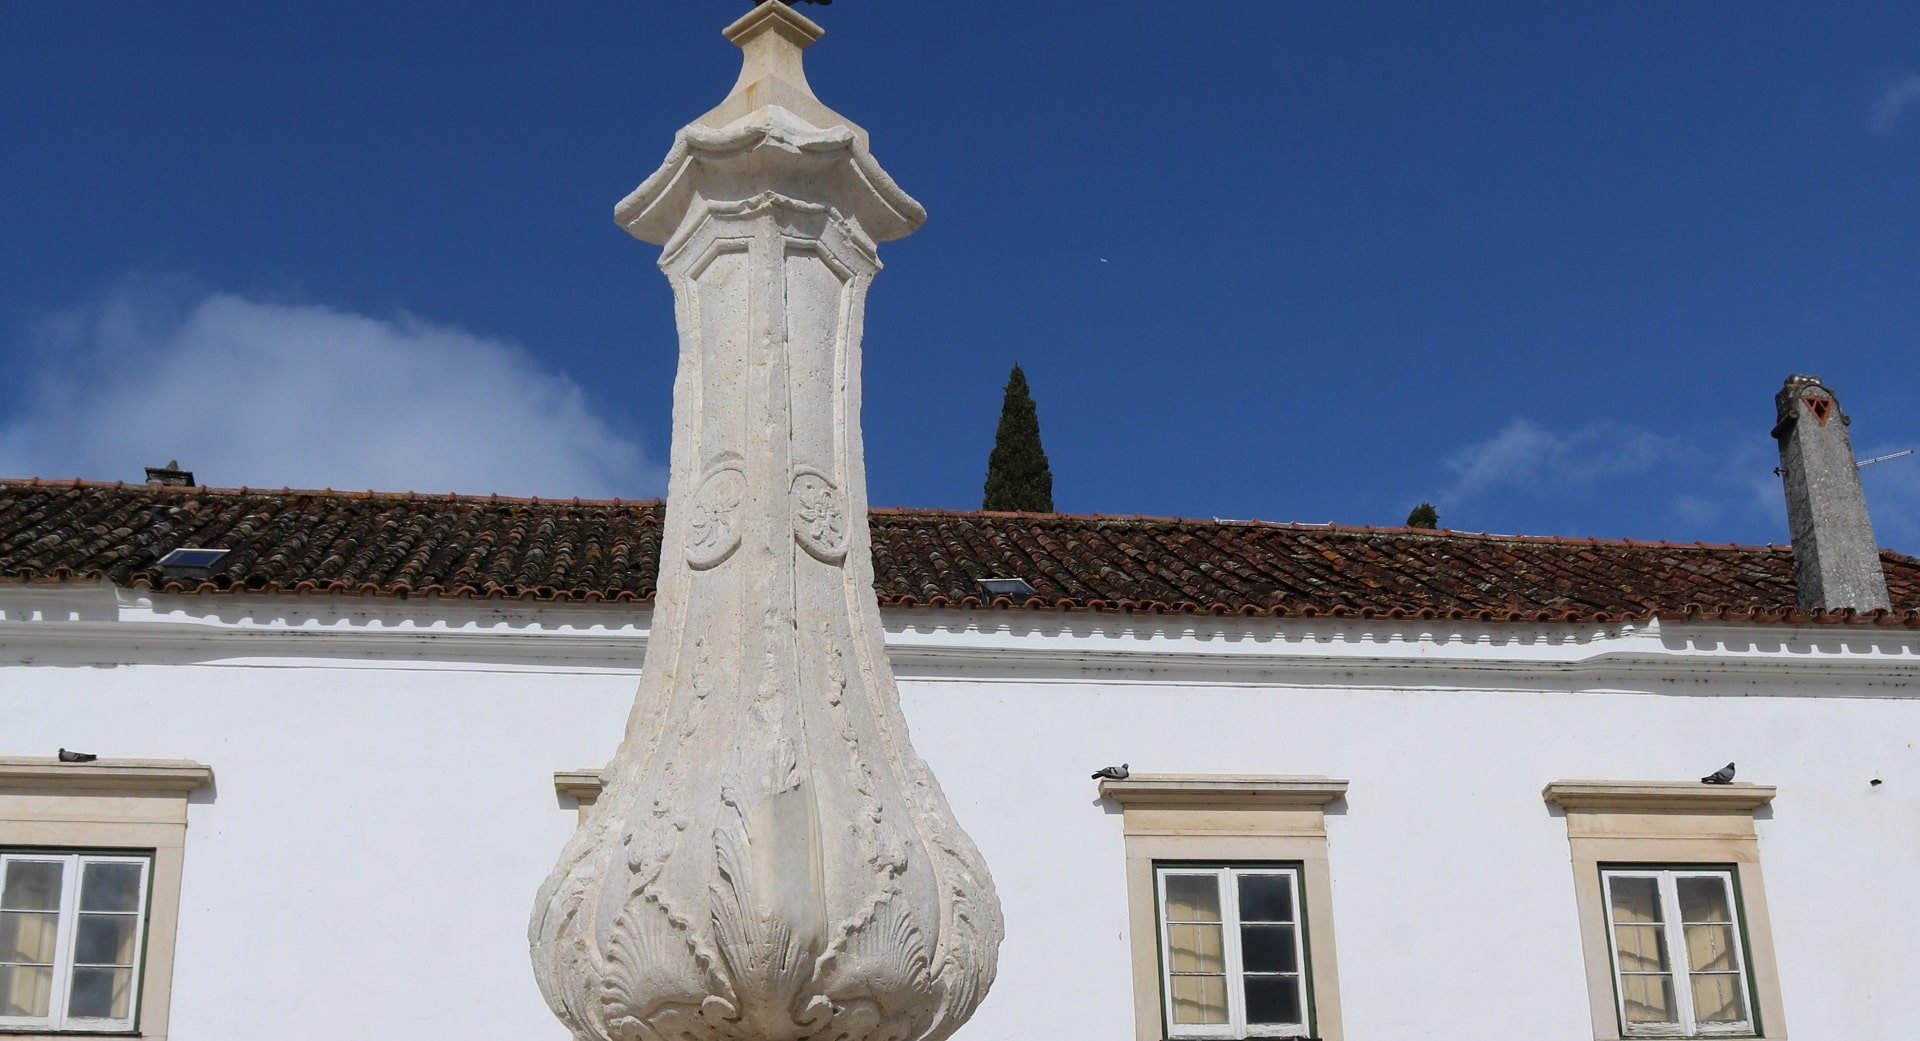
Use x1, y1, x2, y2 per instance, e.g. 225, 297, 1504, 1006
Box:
1773, 374, 1891, 613
528, 5, 1002, 1040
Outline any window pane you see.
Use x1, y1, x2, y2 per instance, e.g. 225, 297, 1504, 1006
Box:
1612, 924, 1670, 973
1608, 876, 1662, 925
1167, 923, 1225, 973
75, 914, 140, 966
1237, 874, 1294, 923
79, 862, 144, 913
0, 910, 61, 964
1240, 924, 1298, 974
1620, 973, 1678, 1024
1683, 924, 1740, 973
1677, 876, 1733, 924
0, 861, 63, 912
0, 964, 55, 1018
1170, 974, 1229, 1025
68, 966, 133, 1020
1244, 974, 1303, 1026
1164, 875, 1221, 922
1691, 972, 1750, 1025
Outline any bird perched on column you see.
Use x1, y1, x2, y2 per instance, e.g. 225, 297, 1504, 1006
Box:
1092, 763, 1130, 781
1701, 762, 1736, 785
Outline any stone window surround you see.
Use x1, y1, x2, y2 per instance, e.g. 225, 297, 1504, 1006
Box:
0, 758, 214, 1041
1543, 780, 1787, 1041
1099, 774, 1348, 1041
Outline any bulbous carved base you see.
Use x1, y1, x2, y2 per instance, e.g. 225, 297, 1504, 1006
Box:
530, 188, 1000, 1041
530, 646, 1002, 1041
531, 756, 998, 1041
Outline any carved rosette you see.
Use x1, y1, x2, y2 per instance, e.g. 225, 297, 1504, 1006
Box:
530, 7, 1002, 1041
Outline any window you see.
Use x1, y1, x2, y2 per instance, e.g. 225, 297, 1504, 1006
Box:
0, 757, 212, 1040
1157, 866, 1311, 1039
1544, 780, 1786, 1041
1100, 773, 1348, 1041
1602, 868, 1754, 1038
1, 852, 153, 1032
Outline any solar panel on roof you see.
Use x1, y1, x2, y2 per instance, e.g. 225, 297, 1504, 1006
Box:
156, 547, 229, 569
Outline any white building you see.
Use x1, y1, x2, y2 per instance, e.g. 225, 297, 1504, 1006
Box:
5, 3, 1915, 1038
3, 473, 1917, 1041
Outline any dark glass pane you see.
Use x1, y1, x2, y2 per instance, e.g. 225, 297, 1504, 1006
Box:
1240, 924, 1298, 973
75, 914, 139, 965
1677, 876, 1733, 924
1, 861, 63, 911
67, 966, 132, 1020
1237, 873, 1294, 923
1608, 876, 1662, 925
80, 862, 144, 913
1244, 974, 1302, 1026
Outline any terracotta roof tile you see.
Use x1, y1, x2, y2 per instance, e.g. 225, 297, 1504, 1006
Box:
3, 479, 1920, 625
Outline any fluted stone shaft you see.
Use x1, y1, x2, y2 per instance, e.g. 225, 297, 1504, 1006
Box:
529, 6, 1002, 1041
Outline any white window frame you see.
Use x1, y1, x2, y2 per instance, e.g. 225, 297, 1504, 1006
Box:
0, 851, 154, 1034
1155, 865, 1312, 1040
1601, 867, 1755, 1039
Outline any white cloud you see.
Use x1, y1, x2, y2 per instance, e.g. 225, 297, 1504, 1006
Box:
1440, 417, 1682, 503
1871, 74, 1920, 133
0, 282, 662, 498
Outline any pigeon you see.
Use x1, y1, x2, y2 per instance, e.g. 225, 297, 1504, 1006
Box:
1091, 763, 1130, 781
1701, 762, 1735, 785
57, 748, 98, 763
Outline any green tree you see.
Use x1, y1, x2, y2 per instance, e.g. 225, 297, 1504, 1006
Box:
1406, 502, 1439, 529
982, 364, 1054, 512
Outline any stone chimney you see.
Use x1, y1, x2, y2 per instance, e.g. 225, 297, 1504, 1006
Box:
144, 460, 194, 487
1772, 374, 1890, 613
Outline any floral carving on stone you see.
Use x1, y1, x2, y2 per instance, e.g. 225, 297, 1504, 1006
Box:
791, 469, 847, 564
687, 463, 748, 570
530, 6, 1002, 1041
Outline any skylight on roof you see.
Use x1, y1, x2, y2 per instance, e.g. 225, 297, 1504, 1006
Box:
978, 577, 1036, 598
156, 547, 229, 571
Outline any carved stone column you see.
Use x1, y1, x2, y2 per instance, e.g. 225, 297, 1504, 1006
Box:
529, 6, 1003, 1041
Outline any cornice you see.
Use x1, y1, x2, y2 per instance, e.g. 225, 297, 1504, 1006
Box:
554, 770, 604, 801
1099, 774, 1348, 808
0, 757, 214, 794
1542, 779, 1776, 813
3, 595, 1918, 692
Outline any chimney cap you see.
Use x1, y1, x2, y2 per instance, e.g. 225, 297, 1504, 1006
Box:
145, 460, 194, 487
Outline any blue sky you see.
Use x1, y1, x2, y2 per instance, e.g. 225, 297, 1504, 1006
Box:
3, 3, 1917, 550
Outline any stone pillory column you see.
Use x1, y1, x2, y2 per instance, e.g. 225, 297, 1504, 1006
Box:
529, 5, 1003, 1041
1771, 374, 1891, 613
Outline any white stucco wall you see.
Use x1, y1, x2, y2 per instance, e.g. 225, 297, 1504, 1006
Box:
4, 585, 1917, 1040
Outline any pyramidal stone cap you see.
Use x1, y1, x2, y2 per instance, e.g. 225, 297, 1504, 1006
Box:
1772, 374, 1891, 613
613, 0, 924, 248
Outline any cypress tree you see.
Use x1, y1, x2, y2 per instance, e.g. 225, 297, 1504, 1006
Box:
982, 364, 1054, 512
1406, 502, 1439, 529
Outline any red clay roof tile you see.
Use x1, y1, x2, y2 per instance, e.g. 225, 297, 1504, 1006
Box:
3, 479, 1919, 625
